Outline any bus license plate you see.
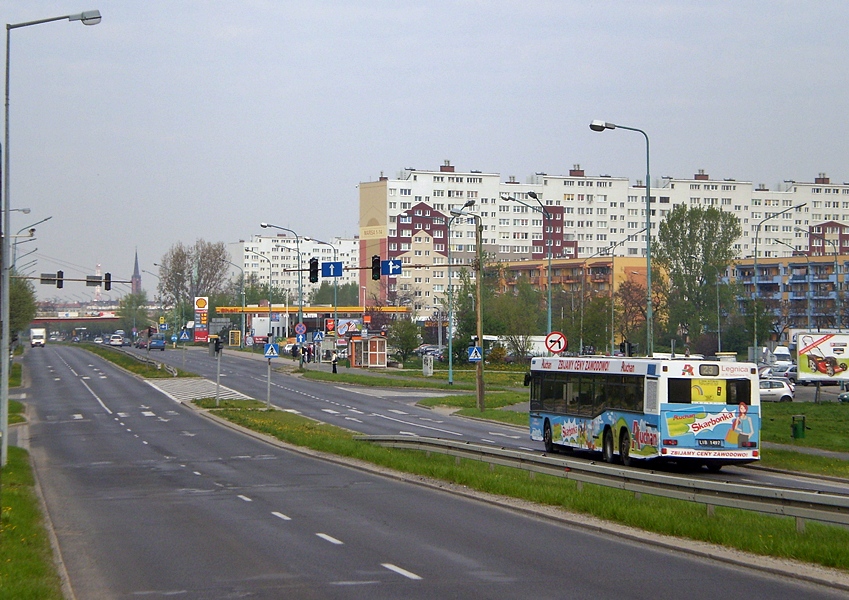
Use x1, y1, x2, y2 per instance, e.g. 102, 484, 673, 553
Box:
698, 439, 723, 447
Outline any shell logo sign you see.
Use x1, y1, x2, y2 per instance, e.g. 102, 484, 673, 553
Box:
194, 297, 209, 343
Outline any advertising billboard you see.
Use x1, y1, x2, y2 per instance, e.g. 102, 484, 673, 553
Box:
795, 332, 849, 382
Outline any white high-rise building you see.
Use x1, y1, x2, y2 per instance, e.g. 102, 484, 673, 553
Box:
227, 235, 360, 303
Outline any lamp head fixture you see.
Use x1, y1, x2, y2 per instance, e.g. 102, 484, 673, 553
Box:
260, 222, 269, 228
590, 120, 615, 132
69, 10, 102, 25
528, 191, 539, 200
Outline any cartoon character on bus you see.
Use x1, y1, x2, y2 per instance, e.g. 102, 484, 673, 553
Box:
730, 402, 754, 447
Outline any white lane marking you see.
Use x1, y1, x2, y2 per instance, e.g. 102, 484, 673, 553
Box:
345, 417, 363, 423
316, 533, 344, 545
193, 471, 202, 476
238, 495, 252, 502
282, 409, 301, 414
373, 413, 463, 436
488, 432, 521, 439
348, 409, 364, 414
72, 414, 83, 420
272, 512, 291, 521
117, 412, 129, 418
181, 431, 196, 437
322, 409, 341, 414
79, 379, 113, 415
381, 563, 422, 580
481, 439, 496, 444
142, 411, 156, 417
388, 409, 408, 415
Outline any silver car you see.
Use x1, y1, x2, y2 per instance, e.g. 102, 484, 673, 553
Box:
759, 378, 794, 402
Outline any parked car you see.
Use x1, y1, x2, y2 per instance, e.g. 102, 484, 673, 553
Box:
759, 378, 795, 402
782, 365, 798, 385
109, 334, 124, 347
148, 334, 166, 351
838, 391, 849, 403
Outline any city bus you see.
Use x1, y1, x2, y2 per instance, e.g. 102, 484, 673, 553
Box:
526, 356, 760, 470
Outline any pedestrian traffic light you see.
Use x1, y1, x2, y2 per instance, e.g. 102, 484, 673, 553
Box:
104, 272, 112, 291
309, 257, 319, 283
371, 255, 381, 280
56, 270, 64, 289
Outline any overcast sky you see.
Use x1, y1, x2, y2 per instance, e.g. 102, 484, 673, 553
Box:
5, 1, 848, 301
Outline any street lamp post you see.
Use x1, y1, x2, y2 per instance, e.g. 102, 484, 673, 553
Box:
590, 120, 653, 355
304, 236, 338, 353
447, 199, 474, 385
502, 192, 553, 336
775, 238, 813, 330
579, 228, 646, 355
246, 249, 274, 343
260, 223, 304, 366
12, 215, 51, 265
796, 226, 840, 330
753, 203, 807, 353
450, 206, 484, 411
1, 9, 102, 467
222, 259, 246, 347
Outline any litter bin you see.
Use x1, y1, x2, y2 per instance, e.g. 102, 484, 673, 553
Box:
791, 414, 806, 439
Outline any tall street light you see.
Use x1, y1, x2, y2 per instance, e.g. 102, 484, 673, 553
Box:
246, 249, 274, 343
578, 228, 646, 355
502, 192, 553, 335
12, 214, 51, 265
775, 238, 812, 330
304, 236, 338, 347
260, 223, 304, 366
590, 120, 653, 355
1, 9, 102, 467
450, 206, 484, 411
222, 259, 246, 347
752, 203, 807, 352
447, 199, 474, 385
796, 226, 840, 330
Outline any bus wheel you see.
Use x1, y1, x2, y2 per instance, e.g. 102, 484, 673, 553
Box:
602, 429, 614, 463
543, 421, 554, 453
619, 430, 632, 467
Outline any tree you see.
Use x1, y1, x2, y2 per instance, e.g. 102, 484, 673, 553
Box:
386, 318, 420, 362
308, 282, 360, 306
10, 270, 37, 342
116, 292, 150, 337
654, 205, 741, 350
157, 240, 229, 315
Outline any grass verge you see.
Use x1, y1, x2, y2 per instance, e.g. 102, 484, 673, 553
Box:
82, 344, 196, 378
761, 402, 849, 452
201, 401, 849, 572
0, 446, 64, 599
300, 367, 527, 390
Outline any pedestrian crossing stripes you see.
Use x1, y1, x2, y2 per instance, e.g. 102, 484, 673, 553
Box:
145, 378, 252, 403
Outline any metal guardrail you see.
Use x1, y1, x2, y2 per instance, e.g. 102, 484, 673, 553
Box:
107, 345, 178, 377
356, 435, 849, 531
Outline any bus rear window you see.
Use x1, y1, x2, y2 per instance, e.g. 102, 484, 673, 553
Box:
667, 378, 751, 405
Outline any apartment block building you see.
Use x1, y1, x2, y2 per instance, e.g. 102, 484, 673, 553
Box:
358, 162, 849, 330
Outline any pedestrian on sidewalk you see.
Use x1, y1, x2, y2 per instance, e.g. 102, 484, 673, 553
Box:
331, 351, 338, 374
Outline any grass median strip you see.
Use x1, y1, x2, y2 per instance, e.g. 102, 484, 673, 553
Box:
198, 400, 849, 572
82, 344, 196, 378
0, 447, 64, 599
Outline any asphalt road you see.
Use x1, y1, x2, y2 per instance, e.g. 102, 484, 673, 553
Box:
20, 345, 849, 598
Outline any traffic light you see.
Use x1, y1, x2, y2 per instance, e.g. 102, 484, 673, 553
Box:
214, 337, 223, 354
309, 257, 319, 283
104, 272, 112, 291
371, 255, 381, 280
56, 270, 63, 289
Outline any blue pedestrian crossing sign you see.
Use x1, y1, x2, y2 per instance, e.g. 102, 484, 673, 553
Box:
179, 330, 191, 341
321, 261, 343, 278
264, 343, 279, 359
313, 330, 324, 342
468, 346, 483, 362
381, 259, 402, 276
